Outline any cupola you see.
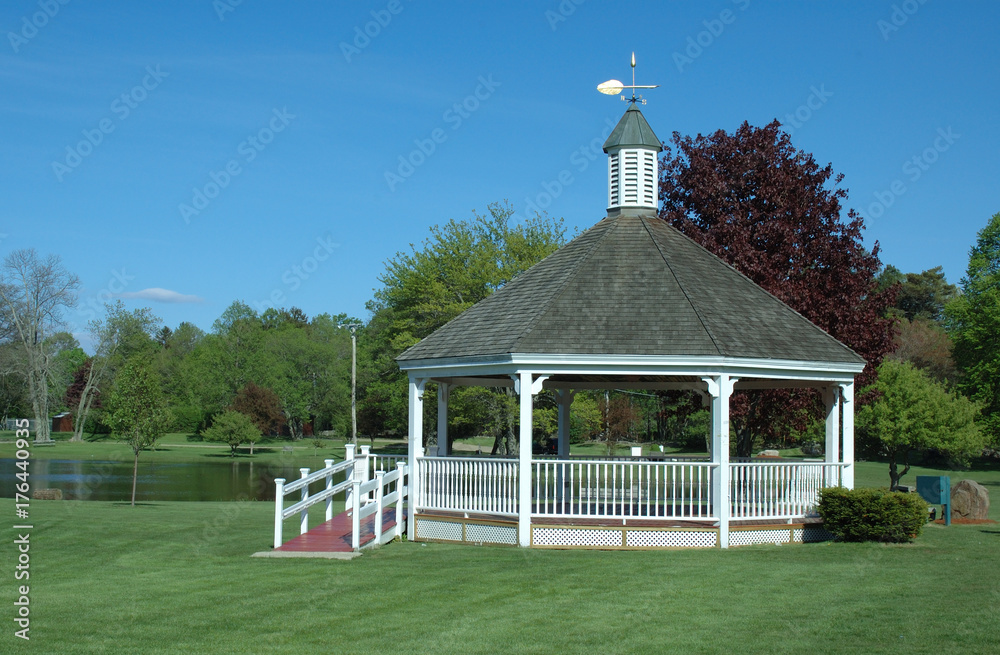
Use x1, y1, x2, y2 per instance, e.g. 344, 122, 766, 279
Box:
602, 103, 662, 216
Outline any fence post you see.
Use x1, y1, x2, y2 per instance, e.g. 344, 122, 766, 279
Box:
395, 462, 405, 540
359, 445, 372, 502
374, 471, 385, 546
299, 468, 310, 535
351, 479, 361, 551
324, 458, 335, 522
344, 444, 356, 512
274, 477, 285, 549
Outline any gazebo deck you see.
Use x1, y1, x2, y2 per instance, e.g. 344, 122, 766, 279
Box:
273, 506, 401, 554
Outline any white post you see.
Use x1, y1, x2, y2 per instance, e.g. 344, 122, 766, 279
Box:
324, 458, 335, 521
351, 479, 361, 551
841, 382, 855, 490
517, 371, 534, 547
299, 468, 310, 535
273, 477, 285, 548
406, 378, 426, 541
394, 461, 405, 540
823, 387, 840, 486
359, 445, 372, 502
374, 471, 385, 546
437, 383, 450, 457
704, 375, 734, 549
344, 444, 356, 513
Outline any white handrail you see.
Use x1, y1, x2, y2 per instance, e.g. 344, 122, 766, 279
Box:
730, 462, 845, 520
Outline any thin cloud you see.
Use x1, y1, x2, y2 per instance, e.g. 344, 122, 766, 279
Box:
119, 288, 204, 304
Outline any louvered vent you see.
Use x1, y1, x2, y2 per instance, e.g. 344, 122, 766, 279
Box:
608, 148, 658, 210
608, 152, 620, 207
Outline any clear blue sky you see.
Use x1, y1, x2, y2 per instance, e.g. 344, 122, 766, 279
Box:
3, 0, 998, 345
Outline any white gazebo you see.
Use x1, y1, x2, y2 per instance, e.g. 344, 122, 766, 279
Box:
396, 103, 862, 549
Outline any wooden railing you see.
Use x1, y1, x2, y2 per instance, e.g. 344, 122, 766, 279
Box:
532, 459, 716, 521
416, 457, 518, 516
729, 462, 843, 520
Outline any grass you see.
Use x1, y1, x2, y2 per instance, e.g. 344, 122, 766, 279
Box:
2, 460, 999, 654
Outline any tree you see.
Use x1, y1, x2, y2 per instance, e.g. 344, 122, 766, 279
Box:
946, 211, 1000, 447
658, 120, 896, 456
0, 249, 80, 443
230, 382, 284, 453
105, 357, 170, 506
362, 201, 566, 439
857, 359, 983, 490
203, 410, 260, 457
70, 301, 160, 441
878, 266, 958, 322
888, 317, 957, 384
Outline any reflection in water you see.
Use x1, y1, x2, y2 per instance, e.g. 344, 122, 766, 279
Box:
0, 457, 309, 502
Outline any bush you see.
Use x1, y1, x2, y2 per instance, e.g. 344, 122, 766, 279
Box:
817, 487, 929, 543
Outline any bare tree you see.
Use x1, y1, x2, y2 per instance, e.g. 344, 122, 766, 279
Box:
0, 249, 80, 443
69, 301, 159, 441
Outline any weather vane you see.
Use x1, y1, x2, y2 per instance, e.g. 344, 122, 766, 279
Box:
597, 52, 659, 105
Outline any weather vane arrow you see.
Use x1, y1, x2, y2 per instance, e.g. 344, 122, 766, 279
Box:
597, 52, 659, 105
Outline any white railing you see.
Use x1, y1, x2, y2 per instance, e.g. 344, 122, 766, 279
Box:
273, 458, 352, 548
532, 459, 716, 521
730, 462, 844, 520
417, 457, 518, 516
351, 461, 407, 550
273, 445, 409, 551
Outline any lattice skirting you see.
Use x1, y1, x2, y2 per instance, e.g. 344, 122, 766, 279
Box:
414, 515, 517, 546
532, 525, 718, 549
729, 524, 835, 547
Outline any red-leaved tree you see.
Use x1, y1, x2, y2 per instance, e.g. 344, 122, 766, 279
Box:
658, 120, 896, 456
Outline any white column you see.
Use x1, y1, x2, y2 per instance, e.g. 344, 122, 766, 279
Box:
840, 381, 855, 490
406, 378, 426, 541
704, 374, 735, 549
555, 389, 574, 458
437, 383, 450, 457
823, 386, 841, 486
517, 371, 534, 547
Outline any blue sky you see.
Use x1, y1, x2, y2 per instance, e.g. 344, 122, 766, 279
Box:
3, 0, 998, 347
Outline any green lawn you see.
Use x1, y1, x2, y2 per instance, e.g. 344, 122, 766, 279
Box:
2, 460, 999, 654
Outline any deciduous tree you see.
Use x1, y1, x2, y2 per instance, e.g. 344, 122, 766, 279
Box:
0, 249, 80, 443
105, 357, 170, 505
658, 120, 896, 456
858, 359, 983, 490
946, 211, 1000, 446
203, 410, 260, 457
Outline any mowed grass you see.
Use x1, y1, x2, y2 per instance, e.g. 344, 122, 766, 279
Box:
3, 461, 1000, 654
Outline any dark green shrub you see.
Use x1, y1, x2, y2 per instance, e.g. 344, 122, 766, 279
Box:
817, 487, 929, 543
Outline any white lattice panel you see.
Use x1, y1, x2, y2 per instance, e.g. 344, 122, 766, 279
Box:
533, 528, 623, 547
466, 523, 517, 545
416, 519, 462, 542
729, 529, 791, 547
798, 526, 835, 543
626, 530, 717, 548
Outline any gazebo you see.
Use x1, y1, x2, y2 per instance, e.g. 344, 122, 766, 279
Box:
396, 103, 862, 549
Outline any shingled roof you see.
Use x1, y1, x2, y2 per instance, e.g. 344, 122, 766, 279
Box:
603, 103, 663, 152
397, 214, 864, 366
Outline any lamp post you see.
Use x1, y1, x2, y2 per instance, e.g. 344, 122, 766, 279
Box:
343, 323, 362, 445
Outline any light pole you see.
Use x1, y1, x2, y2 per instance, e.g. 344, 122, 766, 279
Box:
342, 323, 362, 445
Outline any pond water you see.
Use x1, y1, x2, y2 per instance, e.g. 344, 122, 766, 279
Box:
0, 458, 307, 502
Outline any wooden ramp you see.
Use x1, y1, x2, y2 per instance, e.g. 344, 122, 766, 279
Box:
273, 506, 403, 554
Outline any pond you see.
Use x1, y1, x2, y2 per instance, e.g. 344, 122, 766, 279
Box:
0, 458, 307, 502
